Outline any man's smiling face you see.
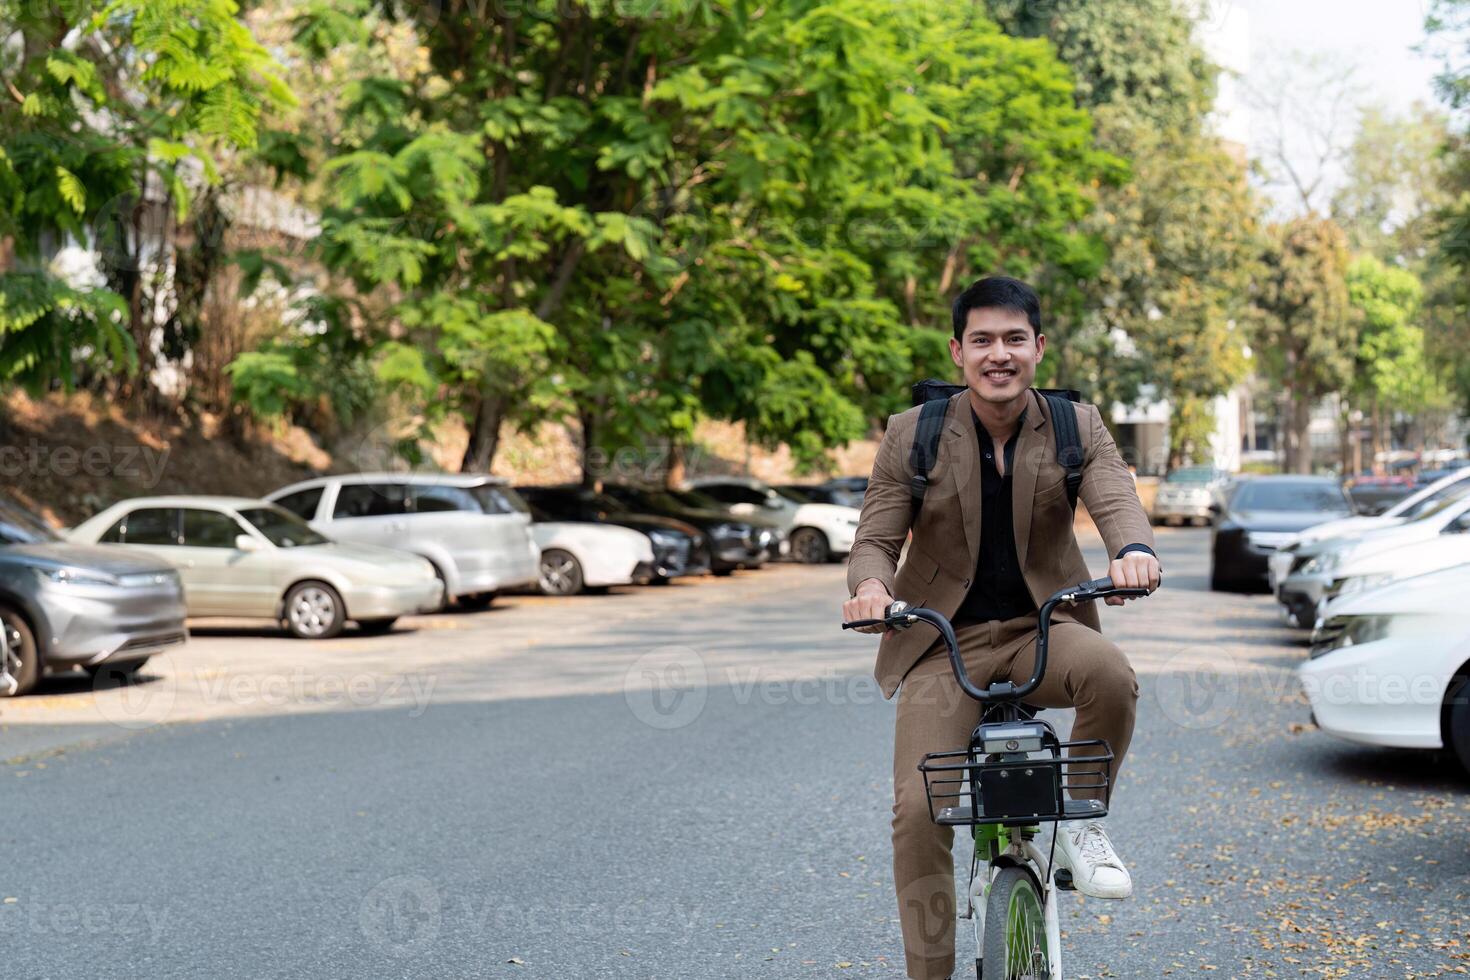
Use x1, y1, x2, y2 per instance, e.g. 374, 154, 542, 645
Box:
949, 306, 1045, 405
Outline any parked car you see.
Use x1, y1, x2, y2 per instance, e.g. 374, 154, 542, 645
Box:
514, 486, 709, 583
1209, 476, 1354, 592
1150, 465, 1229, 526
1300, 562, 1470, 774
684, 476, 859, 564
779, 478, 867, 509
266, 473, 538, 610
1344, 475, 1416, 515
601, 483, 783, 574
1267, 467, 1470, 592
1277, 493, 1470, 627
70, 497, 443, 639
526, 520, 655, 596
0, 497, 187, 696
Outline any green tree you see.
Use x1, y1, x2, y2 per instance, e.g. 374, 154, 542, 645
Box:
1424, 0, 1470, 414
1253, 216, 1355, 473
991, 0, 1263, 467
0, 0, 292, 395
267, 0, 1112, 480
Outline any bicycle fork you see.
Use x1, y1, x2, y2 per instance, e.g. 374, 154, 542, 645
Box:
962, 829, 1062, 980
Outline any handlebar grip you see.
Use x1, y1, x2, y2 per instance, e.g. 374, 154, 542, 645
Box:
1079, 576, 1115, 591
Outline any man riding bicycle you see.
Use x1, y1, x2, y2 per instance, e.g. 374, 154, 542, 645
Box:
841, 276, 1162, 980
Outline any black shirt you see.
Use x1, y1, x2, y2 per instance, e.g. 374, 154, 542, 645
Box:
955, 407, 1037, 625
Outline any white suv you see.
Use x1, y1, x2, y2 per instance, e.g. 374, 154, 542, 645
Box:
267, 474, 539, 609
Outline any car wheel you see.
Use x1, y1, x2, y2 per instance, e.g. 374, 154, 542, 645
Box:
458, 592, 496, 610
85, 658, 149, 684
538, 549, 584, 596
425, 560, 450, 612
0, 607, 40, 698
789, 527, 831, 564
284, 581, 346, 639
1445, 674, 1470, 776
357, 618, 398, 634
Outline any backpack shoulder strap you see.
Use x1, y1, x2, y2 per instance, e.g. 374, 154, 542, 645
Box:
1042, 393, 1085, 511
908, 397, 950, 523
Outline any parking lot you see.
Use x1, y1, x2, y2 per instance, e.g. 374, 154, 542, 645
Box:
5, 526, 1470, 977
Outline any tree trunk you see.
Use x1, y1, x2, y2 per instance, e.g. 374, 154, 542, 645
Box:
665, 439, 687, 488
460, 390, 505, 473
1290, 391, 1313, 474
577, 407, 598, 489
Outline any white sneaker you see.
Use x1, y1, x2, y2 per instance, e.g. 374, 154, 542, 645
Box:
1055, 819, 1132, 899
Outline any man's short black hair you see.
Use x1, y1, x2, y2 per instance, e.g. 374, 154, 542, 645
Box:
951, 276, 1042, 342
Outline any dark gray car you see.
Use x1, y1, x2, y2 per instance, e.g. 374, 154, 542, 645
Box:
0, 498, 187, 696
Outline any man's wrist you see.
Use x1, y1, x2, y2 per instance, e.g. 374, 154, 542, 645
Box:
854, 578, 890, 597
1114, 543, 1156, 561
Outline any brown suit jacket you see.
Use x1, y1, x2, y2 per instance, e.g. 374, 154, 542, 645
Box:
847, 387, 1154, 698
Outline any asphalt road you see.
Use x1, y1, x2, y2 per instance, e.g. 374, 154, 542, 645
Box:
5, 528, 1469, 978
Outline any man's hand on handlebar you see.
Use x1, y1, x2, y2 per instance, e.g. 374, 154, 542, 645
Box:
843, 578, 894, 635
1104, 551, 1162, 606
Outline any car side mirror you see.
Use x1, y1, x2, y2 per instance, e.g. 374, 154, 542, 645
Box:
235, 534, 261, 552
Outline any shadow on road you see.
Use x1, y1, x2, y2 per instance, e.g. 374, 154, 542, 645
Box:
1321, 744, 1469, 791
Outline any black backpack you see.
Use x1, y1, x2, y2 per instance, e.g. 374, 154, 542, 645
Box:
907, 380, 1085, 522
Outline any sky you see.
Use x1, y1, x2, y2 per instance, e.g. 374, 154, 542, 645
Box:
1199, 0, 1449, 213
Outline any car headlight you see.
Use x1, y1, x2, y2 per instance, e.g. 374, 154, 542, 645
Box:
1303, 552, 1341, 575
646, 529, 682, 547
39, 567, 118, 587
1333, 573, 1393, 598
709, 522, 745, 539
1310, 614, 1396, 659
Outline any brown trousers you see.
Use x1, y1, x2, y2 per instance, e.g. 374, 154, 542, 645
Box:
891, 615, 1139, 980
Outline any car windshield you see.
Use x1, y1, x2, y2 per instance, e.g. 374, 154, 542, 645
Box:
1165, 467, 1217, 484
769, 485, 808, 504
1402, 493, 1470, 524
671, 489, 725, 510
237, 507, 329, 548
1397, 480, 1470, 520
584, 491, 630, 513
0, 498, 62, 545
470, 484, 530, 515
1232, 481, 1350, 513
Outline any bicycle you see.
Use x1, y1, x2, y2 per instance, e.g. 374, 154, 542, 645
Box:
843, 576, 1149, 980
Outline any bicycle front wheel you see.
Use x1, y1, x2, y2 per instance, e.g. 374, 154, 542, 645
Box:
981, 866, 1052, 980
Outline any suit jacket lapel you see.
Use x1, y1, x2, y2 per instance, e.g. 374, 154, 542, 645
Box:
1011, 390, 1047, 570
939, 392, 981, 564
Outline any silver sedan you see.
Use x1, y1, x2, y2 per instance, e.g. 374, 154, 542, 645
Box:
0, 497, 187, 697
70, 497, 444, 639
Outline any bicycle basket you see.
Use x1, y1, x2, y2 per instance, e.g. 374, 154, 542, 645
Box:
918, 724, 1113, 827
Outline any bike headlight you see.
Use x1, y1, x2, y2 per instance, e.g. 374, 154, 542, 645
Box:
979, 723, 1046, 755
39, 566, 117, 588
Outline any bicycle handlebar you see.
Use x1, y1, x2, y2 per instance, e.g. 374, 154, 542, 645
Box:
842, 576, 1151, 702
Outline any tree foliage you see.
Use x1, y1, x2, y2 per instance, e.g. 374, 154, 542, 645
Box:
263, 0, 1113, 479
0, 0, 292, 392
1254, 216, 1354, 473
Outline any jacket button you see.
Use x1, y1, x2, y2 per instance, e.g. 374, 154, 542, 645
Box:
963, 579, 971, 588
